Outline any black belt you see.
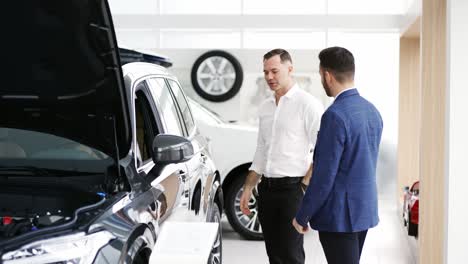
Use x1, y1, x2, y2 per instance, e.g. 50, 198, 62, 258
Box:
261, 176, 303, 186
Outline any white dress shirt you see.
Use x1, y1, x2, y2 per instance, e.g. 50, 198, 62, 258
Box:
249, 84, 324, 178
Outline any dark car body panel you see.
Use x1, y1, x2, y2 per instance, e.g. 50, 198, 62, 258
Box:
1, 0, 131, 158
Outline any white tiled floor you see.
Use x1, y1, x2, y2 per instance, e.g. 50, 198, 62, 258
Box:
222, 144, 419, 264
222, 198, 418, 264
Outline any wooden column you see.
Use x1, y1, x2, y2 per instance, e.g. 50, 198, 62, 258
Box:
420, 0, 447, 263
398, 34, 421, 204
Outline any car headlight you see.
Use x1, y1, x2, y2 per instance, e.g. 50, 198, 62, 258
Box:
2, 231, 115, 264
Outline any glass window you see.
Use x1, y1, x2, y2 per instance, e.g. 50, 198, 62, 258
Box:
115, 29, 158, 50
160, 30, 241, 49
160, 0, 241, 14
243, 30, 326, 49
243, 0, 326, 14
167, 80, 196, 135
147, 78, 185, 136
0, 128, 108, 161
0, 127, 112, 174
327, 31, 399, 143
134, 90, 155, 162
109, 0, 159, 14
188, 99, 222, 126
327, 0, 406, 14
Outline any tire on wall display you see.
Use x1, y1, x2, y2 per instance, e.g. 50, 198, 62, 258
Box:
191, 50, 243, 102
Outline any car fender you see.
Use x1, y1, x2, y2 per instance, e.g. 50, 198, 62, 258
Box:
117, 224, 155, 264
206, 179, 223, 219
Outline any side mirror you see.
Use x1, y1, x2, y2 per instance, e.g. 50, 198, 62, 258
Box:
152, 134, 194, 165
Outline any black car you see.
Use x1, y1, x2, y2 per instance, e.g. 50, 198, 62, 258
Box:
0, 1, 222, 263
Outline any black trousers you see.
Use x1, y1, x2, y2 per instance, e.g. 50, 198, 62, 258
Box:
257, 177, 305, 264
318, 230, 368, 264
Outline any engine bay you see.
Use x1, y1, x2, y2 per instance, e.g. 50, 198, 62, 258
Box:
0, 212, 70, 239
0, 182, 104, 240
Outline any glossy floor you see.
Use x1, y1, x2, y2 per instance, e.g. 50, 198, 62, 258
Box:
222, 197, 418, 264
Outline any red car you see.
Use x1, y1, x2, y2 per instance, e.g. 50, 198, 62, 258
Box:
403, 181, 419, 237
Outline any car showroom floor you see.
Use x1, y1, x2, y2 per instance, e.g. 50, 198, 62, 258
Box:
222, 145, 419, 264
222, 197, 418, 264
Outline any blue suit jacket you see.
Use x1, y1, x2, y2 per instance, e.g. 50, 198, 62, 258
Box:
296, 89, 383, 232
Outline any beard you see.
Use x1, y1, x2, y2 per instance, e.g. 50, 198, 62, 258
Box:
268, 82, 283, 93
321, 76, 333, 97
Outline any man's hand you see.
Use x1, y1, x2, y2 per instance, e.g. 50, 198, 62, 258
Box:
240, 187, 253, 215
240, 171, 261, 215
292, 218, 309, 234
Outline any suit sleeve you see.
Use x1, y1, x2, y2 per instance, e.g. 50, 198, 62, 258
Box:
295, 110, 346, 227
304, 99, 324, 162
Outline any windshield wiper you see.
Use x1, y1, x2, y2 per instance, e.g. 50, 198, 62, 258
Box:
0, 166, 97, 176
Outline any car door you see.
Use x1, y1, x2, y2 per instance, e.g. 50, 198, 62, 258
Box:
132, 80, 187, 223
166, 78, 216, 216
145, 78, 192, 215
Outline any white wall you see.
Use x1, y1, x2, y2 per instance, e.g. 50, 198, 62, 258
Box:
328, 32, 400, 145
109, 0, 408, 15
114, 31, 400, 146
446, 0, 468, 262
327, 32, 400, 200
150, 49, 330, 122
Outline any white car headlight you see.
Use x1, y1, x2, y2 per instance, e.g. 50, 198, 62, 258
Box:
2, 231, 115, 264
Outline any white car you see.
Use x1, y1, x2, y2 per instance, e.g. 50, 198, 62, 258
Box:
188, 98, 263, 240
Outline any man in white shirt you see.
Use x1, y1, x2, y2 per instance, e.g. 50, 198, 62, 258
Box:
240, 49, 323, 264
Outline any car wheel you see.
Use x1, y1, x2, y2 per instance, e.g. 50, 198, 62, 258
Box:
192, 187, 201, 214
225, 173, 264, 240
407, 212, 418, 237
207, 202, 222, 264
191, 50, 243, 102
132, 249, 150, 264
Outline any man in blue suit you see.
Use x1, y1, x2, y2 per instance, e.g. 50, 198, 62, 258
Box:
292, 46, 383, 264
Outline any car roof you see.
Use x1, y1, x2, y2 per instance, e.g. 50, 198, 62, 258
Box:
122, 62, 175, 80
119, 47, 173, 68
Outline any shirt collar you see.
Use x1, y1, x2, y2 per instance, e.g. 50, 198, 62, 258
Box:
284, 83, 299, 98
335, 87, 356, 99
269, 83, 299, 102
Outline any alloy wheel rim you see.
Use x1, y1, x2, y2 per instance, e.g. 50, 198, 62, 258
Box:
209, 209, 222, 264
196, 56, 236, 96
233, 186, 262, 234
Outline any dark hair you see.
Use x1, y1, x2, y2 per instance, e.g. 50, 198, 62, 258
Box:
263, 49, 292, 64
318, 46, 355, 83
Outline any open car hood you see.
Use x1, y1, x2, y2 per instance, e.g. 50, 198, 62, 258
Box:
1, 0, 130, 158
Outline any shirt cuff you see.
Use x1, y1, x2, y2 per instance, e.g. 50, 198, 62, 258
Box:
248, 164, 263, 176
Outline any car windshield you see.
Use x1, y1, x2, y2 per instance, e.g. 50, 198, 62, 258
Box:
0, 127, 112, 174
188, 99, 224, 124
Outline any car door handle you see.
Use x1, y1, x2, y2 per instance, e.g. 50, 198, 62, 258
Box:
179, 170, 187, 182
200, 153, 207, 163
